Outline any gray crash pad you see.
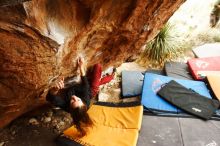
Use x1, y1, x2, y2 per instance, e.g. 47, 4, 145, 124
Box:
192, 43, 220, 58
121, 71, 144, 97
164, 61, 193, 80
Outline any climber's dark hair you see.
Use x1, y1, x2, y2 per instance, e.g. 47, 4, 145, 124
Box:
70, 104, 93, 136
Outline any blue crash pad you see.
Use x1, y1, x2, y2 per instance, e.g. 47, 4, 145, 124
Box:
122, 70, 164, 98
141, 73, 212, 113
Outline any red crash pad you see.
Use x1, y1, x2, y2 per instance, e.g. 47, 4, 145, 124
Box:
187, 57, 220, 80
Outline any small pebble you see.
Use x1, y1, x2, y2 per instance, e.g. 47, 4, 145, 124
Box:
43, 117, 51, 123
29, 118, 39, 125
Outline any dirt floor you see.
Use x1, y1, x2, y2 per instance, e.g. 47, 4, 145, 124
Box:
0, 105, 72, 146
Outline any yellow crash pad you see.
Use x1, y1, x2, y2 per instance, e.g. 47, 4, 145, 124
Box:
62, 103, 143, 146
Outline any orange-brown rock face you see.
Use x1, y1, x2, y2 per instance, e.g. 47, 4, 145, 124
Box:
0, 0, 185, 128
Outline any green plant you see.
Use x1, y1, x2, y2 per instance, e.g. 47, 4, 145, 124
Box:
141, 23, 183, 64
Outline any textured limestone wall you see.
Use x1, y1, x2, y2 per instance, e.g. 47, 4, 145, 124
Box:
0, 0, 185, 128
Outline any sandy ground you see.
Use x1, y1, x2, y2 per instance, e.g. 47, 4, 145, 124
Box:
1, 0, 220, 145
98, 62, 145, 103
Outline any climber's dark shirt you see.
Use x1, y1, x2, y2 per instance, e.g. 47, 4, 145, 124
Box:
46, 76, 91, 111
